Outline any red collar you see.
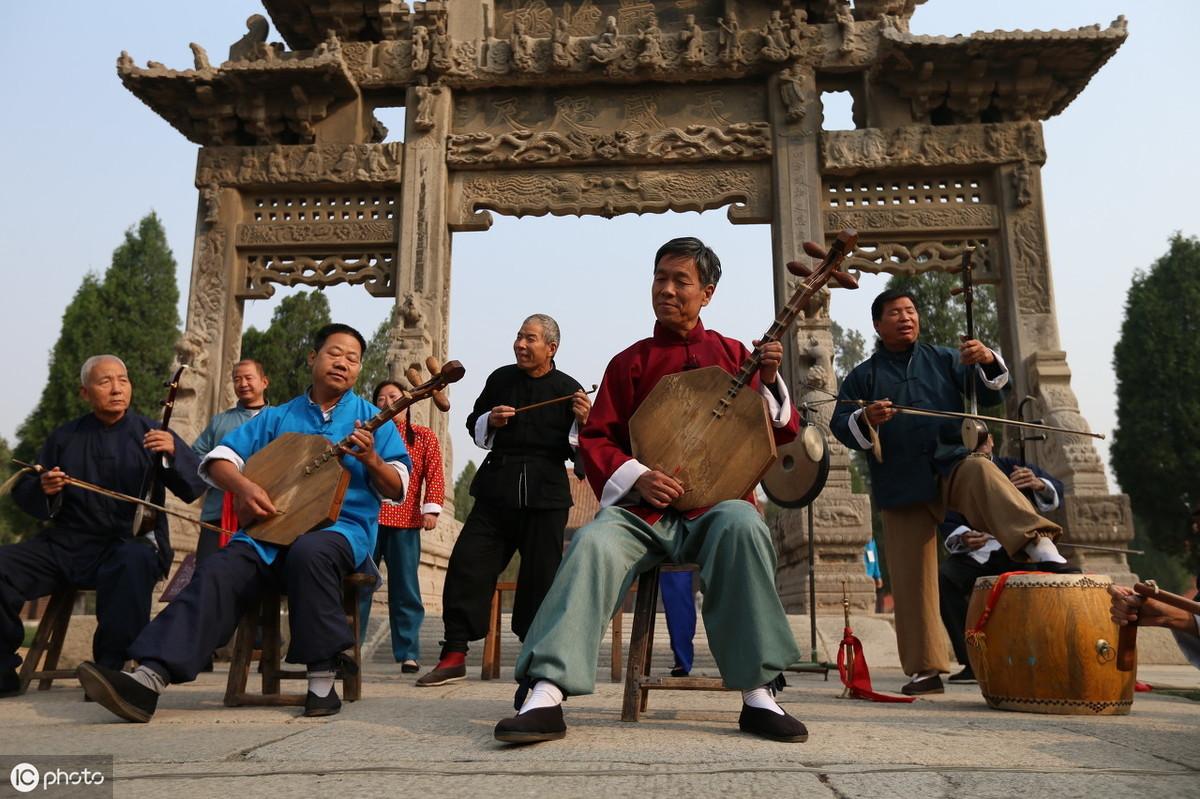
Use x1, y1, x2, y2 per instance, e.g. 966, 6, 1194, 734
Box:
652, 318, 706, 345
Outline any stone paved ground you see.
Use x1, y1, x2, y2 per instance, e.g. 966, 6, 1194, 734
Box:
3, 663, 1198, 798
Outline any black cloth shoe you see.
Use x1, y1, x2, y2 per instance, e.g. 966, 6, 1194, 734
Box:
901, 674, 944, 696
0, 669, 21, 698
669, 666, 690, 678
416, 661, 466, 687
303, 685, 342, 717
76, 662, 158, 723
738, 705, 809, 743
948, 666, 976, 684
400, 660, 420, 674
494, 705, 567, 744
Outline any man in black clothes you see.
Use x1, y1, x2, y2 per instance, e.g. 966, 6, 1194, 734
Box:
418, 314, 590, 686
938, 434, 1066, 684
0, 355, 204, 697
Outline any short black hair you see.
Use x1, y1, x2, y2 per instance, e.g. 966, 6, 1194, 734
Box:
654, 236, 722, 286
313, 323, 367, 355
871, 289, 919, 322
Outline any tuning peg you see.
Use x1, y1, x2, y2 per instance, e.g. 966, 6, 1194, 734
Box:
831, 270, 858, 289
802, 241, 827, 259
405, 366, 423, 388
425, 355, 442, 376
786, 260, 813, 277
431, 388, 450, 412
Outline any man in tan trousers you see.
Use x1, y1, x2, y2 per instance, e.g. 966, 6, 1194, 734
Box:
831, 289, 1071, 695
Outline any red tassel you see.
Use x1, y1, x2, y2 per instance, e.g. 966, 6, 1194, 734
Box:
837, 627, 916, 703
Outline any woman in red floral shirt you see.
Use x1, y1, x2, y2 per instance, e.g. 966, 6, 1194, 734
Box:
359, 381, 446, 672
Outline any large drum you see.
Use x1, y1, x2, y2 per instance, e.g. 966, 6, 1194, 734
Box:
965, 573, 1134, 715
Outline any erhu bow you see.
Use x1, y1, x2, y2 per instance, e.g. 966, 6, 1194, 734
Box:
131, 365, 187, 549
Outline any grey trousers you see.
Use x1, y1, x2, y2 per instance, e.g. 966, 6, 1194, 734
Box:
514, 500, 801, 696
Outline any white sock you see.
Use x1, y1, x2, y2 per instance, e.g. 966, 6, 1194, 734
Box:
131, 665, 167, 694
1025, 536, 1067, 564
908, 669, 939, 683
741, 685, 784, 715
307, 670, 335, 698
518, 679, 563, 714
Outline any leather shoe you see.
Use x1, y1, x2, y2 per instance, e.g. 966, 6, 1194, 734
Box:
416, 661, 466, 687
76, 662, 158, 722
948, 666, 976, 684
494, 705, 567, 744
901, 674, 944, 696
738, 705, 809, 743
303, 685, 342, 717
0, 669, 21, 698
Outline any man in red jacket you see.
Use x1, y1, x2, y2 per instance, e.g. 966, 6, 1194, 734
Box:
493, 237, 808, 744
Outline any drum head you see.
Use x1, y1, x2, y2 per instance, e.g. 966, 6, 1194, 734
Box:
761, 426, 830, 509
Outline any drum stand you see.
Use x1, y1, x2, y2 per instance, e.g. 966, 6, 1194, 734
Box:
786, 403, 834, 679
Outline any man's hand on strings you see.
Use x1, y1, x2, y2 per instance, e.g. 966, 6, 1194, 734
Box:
635, 470, 685, 509
39, 467, 68, 496
1008, 466, 1046, 493
959, 337, 995, 366
143, 429, 175, 457
863, 399, 896, 426
572, 389, 592, 426
340, 420, 381, 466
754, 339, 783, 385
232, 480, 277, 524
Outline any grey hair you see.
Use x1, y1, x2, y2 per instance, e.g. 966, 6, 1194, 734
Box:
523, 314, 561, 348
80, 355, 127, 386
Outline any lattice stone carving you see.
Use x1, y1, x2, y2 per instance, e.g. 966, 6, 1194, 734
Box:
824, 174, 994, 208
245, 192, 398, 224
241, 252, 395, 299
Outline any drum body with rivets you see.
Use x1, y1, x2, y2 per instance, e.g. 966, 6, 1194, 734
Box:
965, 573, 1134, 715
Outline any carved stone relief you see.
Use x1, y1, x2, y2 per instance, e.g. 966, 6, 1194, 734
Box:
449, 163, 771, 227
241, 253, 396, 299
822, 121, 1046, 173
197, 143, 403, 187
824, 204, 1000, 235
237, 221, 395, 247
446, 122, 770, 168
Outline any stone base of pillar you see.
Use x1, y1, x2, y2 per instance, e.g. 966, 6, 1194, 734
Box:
772, 497, 876, 614
1047, 493, 1138, 587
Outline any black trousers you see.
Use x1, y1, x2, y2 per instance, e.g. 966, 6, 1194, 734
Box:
938, 548, 1021, 665
0, 529, 161, 672
128, 531, 353, 684
441, 502, 567, 649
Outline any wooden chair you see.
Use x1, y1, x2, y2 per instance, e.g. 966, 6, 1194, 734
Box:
224, 572, 376, 707
621, 564, 729, 722
480, 580, 629, 683
18, 587, 81, 694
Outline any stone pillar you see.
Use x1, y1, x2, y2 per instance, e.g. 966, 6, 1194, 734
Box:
395, 82, 459, 611
767, 65, 875, 612
994, 126, 1135, 582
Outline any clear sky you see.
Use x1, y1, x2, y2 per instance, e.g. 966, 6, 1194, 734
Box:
1, 2, 1196, 489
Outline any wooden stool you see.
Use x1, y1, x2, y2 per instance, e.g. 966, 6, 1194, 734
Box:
224, 572, 376, 707
480, 581, 628, 683
621, 564, 729, 722
18, 587, 80, 694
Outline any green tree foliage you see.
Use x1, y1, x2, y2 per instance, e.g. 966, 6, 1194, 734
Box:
16, 213, 180, 461
241, 290, 332, 403
453, 460, 477, 522
358, 314, 393, 400
829, 320, 866, 383
1111, 234, 1200, 573
0, 437, 27, 545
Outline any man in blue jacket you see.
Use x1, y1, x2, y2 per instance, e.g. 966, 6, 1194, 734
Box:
831, 289, 1068, 696
937, 433, 1066, 683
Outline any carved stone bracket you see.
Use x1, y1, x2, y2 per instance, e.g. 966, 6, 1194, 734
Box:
822, 121, 1045, 174
446, 122, 770, 168
241, 252, 396, 299
197, 143, 403, 187
237, 220, 395, 247
448, 163, 771, 230
841, 238, 995, 280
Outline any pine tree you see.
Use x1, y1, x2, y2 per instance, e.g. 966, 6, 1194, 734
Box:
1111, 234, 1200, 574
16, 212, 180, 460
241, 290, 333, 403
358, 314, 394, 399
453, 460, 477, 521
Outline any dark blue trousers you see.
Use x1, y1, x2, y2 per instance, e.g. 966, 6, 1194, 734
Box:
129, 531, 354, 684
0, 529, 160, 672
660, 569, 696, 673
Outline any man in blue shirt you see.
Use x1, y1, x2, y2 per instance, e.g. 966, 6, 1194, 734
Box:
190, 359, 270, 560
78, 324, 410, 721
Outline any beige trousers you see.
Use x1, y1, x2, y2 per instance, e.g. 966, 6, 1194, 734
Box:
880, 454, 1062, 675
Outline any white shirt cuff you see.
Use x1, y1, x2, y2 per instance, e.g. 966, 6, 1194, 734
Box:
421, 502, 442, 515
847, 408, 873, 449
1033, 480, 1059, 512
473, 414, 495, 449
944, 525, 973, 554
198, 445, 245, 489
387, 461, 410, 501
758, 381, 792, 428
977, 349, 1009, 390
601, 459, 651, 508
568, 419, 580, 448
